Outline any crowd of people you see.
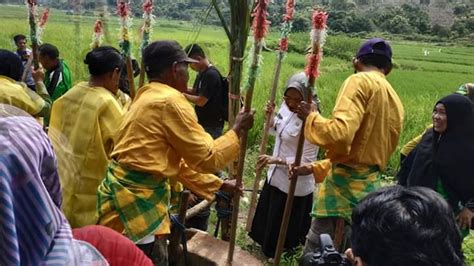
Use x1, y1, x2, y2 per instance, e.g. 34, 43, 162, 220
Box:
0, 32, 472, 266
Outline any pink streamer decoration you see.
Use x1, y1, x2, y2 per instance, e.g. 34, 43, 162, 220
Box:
94, 20, 103, 34
305, 53, 321, 79
251, 0, 270, 41
142, 0, 153, 14
117, 0, 130, 18
312, 10, 328, 30
279, 38, 288, 52
39, 8, 49, 27
305, 10, 328, 79
283, 0, 295, 22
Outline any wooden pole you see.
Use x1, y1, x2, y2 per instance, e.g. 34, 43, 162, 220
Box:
246, 0, 296, 232
228, 0, 269, 264
245, 53, 282, 233
168, 190, 191, 265
273, 10, 328, 265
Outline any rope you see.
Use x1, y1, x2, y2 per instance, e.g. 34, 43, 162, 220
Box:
171, 215, 188, 265
185, 0, 214, 48
214, 191, 232, 238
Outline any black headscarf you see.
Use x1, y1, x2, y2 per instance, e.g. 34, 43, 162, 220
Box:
398, 94, 474, 207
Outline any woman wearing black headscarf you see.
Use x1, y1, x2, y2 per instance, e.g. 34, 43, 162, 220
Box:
398, 94, 474, 237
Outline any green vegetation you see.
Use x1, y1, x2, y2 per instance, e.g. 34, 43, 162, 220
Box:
1, 4, 473, 264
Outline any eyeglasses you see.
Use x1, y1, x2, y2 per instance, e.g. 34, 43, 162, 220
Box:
283, 95, 302, 102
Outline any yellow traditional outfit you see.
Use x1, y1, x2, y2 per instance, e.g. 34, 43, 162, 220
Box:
0, 75, 50, 117
97, 81, 240, 242
305, 71, 404, 219
48, 82, 124, 228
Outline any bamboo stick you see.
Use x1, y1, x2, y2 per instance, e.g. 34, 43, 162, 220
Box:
138, 0, 154, 88
273, 10, 328, 265
228, 0, 270, 264
117, 0, 136, 99
26, 0, 39, 70
246, 0, 296, 232
221, 0, 250, 243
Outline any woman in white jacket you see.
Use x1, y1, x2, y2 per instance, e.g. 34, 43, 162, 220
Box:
249, 72, 319, 259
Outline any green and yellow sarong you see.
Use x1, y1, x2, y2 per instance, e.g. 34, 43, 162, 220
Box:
97, 161, 171, 243
312, 164, 381, 221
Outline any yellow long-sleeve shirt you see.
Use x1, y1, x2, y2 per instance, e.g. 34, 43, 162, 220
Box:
48, 82, 124, 228
0, 76, 50, 117
112, 81, 240, 199
305, 71, 404, 170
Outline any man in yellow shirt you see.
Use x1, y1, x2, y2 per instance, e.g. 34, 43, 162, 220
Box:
0, 49, 51, 119
96, 40, 254, 263
48, 46, 125, 228
294, 38, 404, 254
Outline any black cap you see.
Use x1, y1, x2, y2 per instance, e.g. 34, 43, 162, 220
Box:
143, 40, 198, 76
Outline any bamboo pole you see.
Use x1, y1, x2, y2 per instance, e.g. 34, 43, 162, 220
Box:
228, 0, 269, 264
26, 0, 39, 70
117, 0, 136, 99
246, 0, 296, 232
219, 0, 250, 243
273, 10, 328, 265
138, 0, 154, 88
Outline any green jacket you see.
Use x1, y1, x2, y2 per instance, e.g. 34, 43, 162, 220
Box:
45, 60, 72, 101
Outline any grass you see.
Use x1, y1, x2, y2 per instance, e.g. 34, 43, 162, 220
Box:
1, 4, 473, 264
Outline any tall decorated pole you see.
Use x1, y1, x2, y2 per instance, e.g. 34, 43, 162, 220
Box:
117, 0, 136, 99
26, 0, 39, 70
37, 8, 50, 44
138, 0, 154, 88
90, 19, 104, 49
273, 10, 328, 265
246, 0, 296, 232
227, 0, 270, 264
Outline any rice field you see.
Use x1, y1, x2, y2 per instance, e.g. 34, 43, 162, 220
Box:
1, 4, 473, 264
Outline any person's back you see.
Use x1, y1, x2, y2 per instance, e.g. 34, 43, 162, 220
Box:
48, 47, 124, 228
328, 70, 403, 169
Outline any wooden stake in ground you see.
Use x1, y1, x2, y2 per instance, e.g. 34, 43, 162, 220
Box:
117, 0, 136, 99
246, 0, 296, 232
168, 190, 191, 265
138, 0, 154, 88
26, 0, 39, 70
227, 0, 270, 264
273, 10, 328, 266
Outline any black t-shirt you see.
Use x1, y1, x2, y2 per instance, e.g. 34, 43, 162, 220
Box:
193, 66, 224, 127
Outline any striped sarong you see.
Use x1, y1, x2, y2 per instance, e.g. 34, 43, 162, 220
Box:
97, 161, 170, 243
312, 164, 381, 221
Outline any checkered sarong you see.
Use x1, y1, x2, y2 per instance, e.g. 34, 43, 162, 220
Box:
312, 164, 381, 221
97, 161, 171, 243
